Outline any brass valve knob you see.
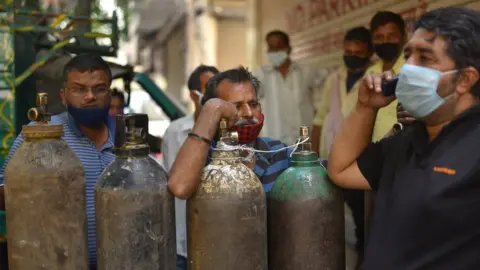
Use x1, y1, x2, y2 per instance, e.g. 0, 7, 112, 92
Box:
219, 118, 238, 145
27, 93, 51, 123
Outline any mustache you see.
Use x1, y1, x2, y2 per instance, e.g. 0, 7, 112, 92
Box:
234, 117, 259, 126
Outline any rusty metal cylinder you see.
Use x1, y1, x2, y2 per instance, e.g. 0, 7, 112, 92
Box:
4, 93, 89, 270
95, 113, 176, 270
187, 119, 267, 270
267, 126, 345, 270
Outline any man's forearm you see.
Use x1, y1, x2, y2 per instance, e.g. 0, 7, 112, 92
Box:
168, 107, 220, 199
328, 103, 377, 176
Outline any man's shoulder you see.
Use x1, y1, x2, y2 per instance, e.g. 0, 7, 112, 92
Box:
256, 136, 288, 150
254, 64, 273, 75
366, 59, 383, 74
50, 112, 69, 124
164, 115, 193, 135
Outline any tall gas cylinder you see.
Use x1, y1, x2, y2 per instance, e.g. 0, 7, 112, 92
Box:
267, 126, 345, 270
95, 113, 176, 270
187, 119, 267, 270
4, 93, 88, 269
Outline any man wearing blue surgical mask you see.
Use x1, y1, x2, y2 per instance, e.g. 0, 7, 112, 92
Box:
0, 53, 116, 269
161, 64, 219, 270
328, 7, 480, 270
254, 30, 321, 145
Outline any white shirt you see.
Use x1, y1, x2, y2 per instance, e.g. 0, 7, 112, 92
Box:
254, 62, 317, 145
161, 114, 194, 258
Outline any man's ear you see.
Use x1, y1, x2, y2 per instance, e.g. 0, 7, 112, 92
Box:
189, 91, 198, 103
60, 89, 66, 106
456, 67, 479, 96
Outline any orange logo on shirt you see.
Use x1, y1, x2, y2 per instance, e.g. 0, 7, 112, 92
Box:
432, 166, 456, 176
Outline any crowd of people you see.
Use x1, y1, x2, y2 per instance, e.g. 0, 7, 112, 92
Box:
1, 5, 480, 270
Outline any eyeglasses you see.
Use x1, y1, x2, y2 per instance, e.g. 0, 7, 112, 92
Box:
66, 86, 110, 97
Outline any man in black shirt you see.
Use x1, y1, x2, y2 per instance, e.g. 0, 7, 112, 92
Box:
328, 7, 480, 270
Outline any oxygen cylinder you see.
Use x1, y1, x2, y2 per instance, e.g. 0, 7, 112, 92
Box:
187, 119, 267, 270
4, 93, 88, 269
267, 126, 345, 270
95, 113, 176, 270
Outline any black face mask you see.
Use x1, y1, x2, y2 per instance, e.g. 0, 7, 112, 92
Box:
375, 43, 401, 61
343, 55, 369, 70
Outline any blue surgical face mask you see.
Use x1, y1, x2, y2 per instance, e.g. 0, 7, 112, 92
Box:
67, 103, 110, 129
267, 51, 288, 67
395, 64, 457, 119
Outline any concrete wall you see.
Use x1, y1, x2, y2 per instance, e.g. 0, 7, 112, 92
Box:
166, 24, 187, 104
217, 18, 247, 71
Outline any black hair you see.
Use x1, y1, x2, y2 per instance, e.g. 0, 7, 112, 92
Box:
201, 66, 260, 105
63, 53, 112, 83
370, 11, 406, 36
414, 7, 480, 97
111, 88, 125, 106
187, 65, 219, 91
266, 30, 290, 46
344, 26, 373, 50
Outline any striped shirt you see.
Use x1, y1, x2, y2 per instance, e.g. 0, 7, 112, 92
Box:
0, 112, 115, 265
210, 136, 292, 192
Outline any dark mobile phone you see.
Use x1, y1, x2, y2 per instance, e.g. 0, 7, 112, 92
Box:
381, 76, 399, 97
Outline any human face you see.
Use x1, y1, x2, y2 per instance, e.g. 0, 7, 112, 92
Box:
372, 22, 405, 61
344, 40, 371, 58
402, 28, 479, 124
190, 71, 216, 105
267, 34, 290, 54
61, 69, 111, 109
343, 40, 372, 70
372, 22, 404, 45
216, 80, 262, 123
109, 96, 124, 116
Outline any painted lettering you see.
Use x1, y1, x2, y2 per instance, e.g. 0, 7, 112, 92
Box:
289, 1, 430, 63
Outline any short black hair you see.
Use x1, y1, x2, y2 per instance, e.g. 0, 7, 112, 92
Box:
414, 7, 480, 97
370, 11, 406, 36
344, 26, 373, 50
266, 30, 290, 46
187, 65, 219, 91
201, 66, 260, 105
111, 88, 125, 106
63, 53, 112, 83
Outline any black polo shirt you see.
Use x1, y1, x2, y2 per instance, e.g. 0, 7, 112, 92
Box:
357, 103, 480, 270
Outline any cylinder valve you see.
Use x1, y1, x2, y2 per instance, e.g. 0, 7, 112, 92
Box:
218, 118, 239, 145
27, 93, 51, 123
114, 114, 149, 155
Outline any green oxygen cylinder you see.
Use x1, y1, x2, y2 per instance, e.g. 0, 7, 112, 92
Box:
187, 119, 267, 270
4, 93, 88, 269
267, 126, 345, 270
95, 113, 176, 270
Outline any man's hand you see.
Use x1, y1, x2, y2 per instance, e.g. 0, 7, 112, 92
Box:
194, 98, 239, 140
358, 71, 396, 109
203, 98, 239, 127
397, 103, 416, 125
